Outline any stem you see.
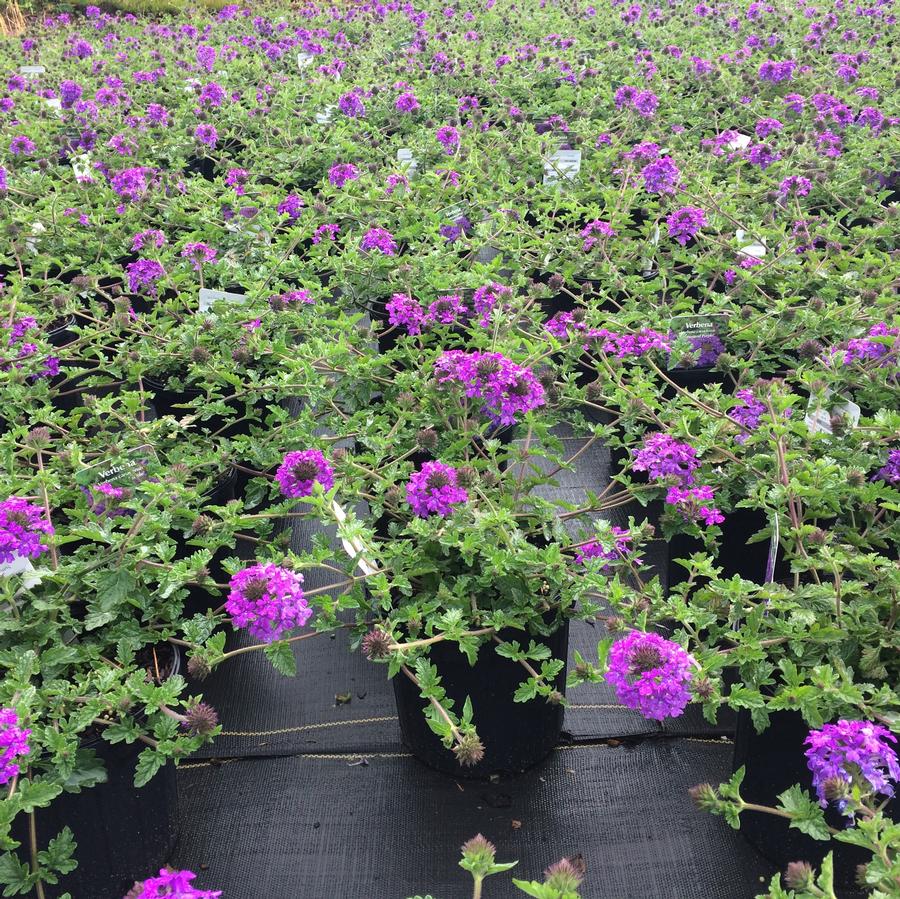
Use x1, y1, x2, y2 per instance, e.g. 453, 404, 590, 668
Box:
401, 664, 463, 745
389, 627, 495, 652
472, 876, 483, 899
34, 450, 58, 571
29, 809, 46, 899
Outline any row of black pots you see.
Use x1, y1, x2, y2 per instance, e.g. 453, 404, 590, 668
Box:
12, 647, 182, 899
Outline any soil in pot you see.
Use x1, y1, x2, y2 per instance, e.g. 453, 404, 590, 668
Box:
733, 708, 897, 897
12, 646, 181, 899
392, 618, 570, 777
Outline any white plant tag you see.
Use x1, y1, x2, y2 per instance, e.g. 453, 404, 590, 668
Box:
642, 223, 660, 277
0, 556, 42, 589
396, 148, 419, 176
735, 228, 766, 260
805, 389, 861, 435
43, 97, 62, 117
25, 221, 45, 254
71, 152, 93, 183
297, 52, 315, 69
315, 104, 336, 124
543, 148, 582, 185
198, 288, 248, 313
19, 65, 45, 75
331, 500, 379, 577
726, 132, 752, 151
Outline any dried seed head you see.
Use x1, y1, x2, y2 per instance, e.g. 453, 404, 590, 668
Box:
456, 466, 477, 489
187, 655, 212, 682
453, 733, 486, 767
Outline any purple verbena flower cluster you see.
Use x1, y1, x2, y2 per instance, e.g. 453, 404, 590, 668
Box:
434, 350, 545, 426
665, 206, 706, 245
126, 868, 222, 899
0, 498, 54, 563
226, 563, 312, 642
360, 227, 397, 255
632, 433, 699, 484
0, 708, 30, 786
275, 450, 335, 498
664, 485, 725, 527
406, 461, 469, 518
606, 631, 695, 720
805, 720, 900, 816
575, 527, 641, 569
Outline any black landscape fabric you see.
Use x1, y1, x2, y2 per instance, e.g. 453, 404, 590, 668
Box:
173, 739, 773, 899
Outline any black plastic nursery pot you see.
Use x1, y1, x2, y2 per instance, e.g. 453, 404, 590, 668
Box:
733, 709, 897, 895
393, 619, 569, 777
13, 650, 182, 899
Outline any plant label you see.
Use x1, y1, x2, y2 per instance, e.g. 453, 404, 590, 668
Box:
642, 223, 661, 277
0, 556, 42, 588
668, 314, 727, 370
43, 97, 62, 117
75, 444, 160, 490
805, 390, 861, 436
198, 288, 248, 313
315, 104, 336, 124
543, 149, 581, 185
297, 52, 314, 69
397, 148, 419, 176
19, 65, 45, 75
735, 228, 766, 260
725, 132, 752, 151
71, 153, 93, 183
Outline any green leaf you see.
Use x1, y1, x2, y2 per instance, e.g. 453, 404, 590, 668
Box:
0, 852, 32, 895
37, 828, 77, 877
264, 641, 297, 677
777, 786, 832, 841
134, 750, 165, 788
16, 778, 62, 813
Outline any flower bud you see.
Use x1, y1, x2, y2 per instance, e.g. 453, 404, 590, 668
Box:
846, 468, 865, 487
190, 345, 211, 364
191, 515, 213, 536
25, 427, 51, 448
544, 856, 585, 891
416, 429, 438, 451
453, 732, 486, 767
361, 628, 392, 660
183, 701, 219, 737
456, 466, 477, 489
784, 861, 814, 890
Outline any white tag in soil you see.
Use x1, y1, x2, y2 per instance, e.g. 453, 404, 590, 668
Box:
642, 223, 661, 277
397, 148, 419, 176
199, 288, 249, 313
725, 132, 752, 151
43, 97, 62, 117
315, 104, 337, 124
75, 444, 160, 490
735, 228, 766, 261
805, 389, 861, 436
0, 556, 42, 589
71, 152, 93, 183
297, 52, 315, 69
668, 313, 728, 370
543, 149, 581, 186
19, 65, 45, 76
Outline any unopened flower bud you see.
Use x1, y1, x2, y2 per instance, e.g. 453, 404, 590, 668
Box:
184, 655, 208, 680
808, 528, 828, 546
384, 485, 402, 506
191, 515, 213, 536
798, 339, 823, 360
847, 468, 865, 487
547, 690, 564, 706
397, 391, 416, 408
694, 677, 714, 699
331, 447, 348, 463
183, 701, 219, 736
191, 345, 211, 363
456, 466, 477, 489
688, 782, 718, 810
25, 427, 51, 448
416, 428, 438, 450
454, 732, 486, 767
361, 628, 392, 660
784, 861, 814, 890
547, 273, 565, 292
544, 856, 585, 891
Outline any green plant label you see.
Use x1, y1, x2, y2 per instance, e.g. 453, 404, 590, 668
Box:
75, 445, 160, 489
668, 314, 727, 370
804, 389, 861, 435
199, 288, 248, 313
543, 149, 581, 186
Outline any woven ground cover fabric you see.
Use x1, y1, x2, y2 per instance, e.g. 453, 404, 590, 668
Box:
173, 739, 772, 898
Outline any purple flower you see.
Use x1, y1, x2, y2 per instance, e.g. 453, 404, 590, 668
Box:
131, 229, 166, 252
747, 143, 781, 170
597, 329, 671, 358
269, 289, 313, 309
328, 163, 359, 188
406, 462, 469, 518
581, 220, 616, 251
0, 709, 30, 787
632, 433, 698, 485
360, 227, 397, 256
575, 527, 640, 569
275, 450, 334, 499
633, 90, 659, 117
197, 44, 217, 73
194, 124, 218, 148
816, 130, 843, 158
59, 79, 82, 108
126, 259, 165, 295
145, 103, 169, 127
665, 485, 724, 527
127, 868, 222, 899
9, 136, 35, 156
434, 350, 545, 426
312, 223, 339, 244
277, 194, 304, 220
111, 167, 151, 202
227, 563, 312, 642
436, 125, 460, 154
731, 390, 767, 443
641, 156, 680, 195
395, 91, 420, 112
199, 82, 226, 108
666, 206, 706, 246
180, 242, 217, 270
0, 498, 53, 563
425, 293, 468, 326
841, 323, 898, 365
875, 449, 900, 485
805, 720, 899, 816
778, 176, 811, 199
754, 117, 783, 139
338, 91, 365, 118
471, 283, 510, 328
386, 293, 425, 335
0, 167, 7, 194
758, 59, 796, 82
606, 631, 694, 720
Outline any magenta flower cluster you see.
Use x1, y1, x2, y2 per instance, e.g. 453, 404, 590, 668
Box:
360, 227, 397, 255
606, 631, 694, 720
876, 449, 900, 486
406, 461, 469, 518
226, 563, 312, 642
632, 433, 699, 484
434, 350, 545, 426
126, 868, 222, 898
275, 450, 335, 498
805, 720, 899, 816
731, 389, 766, 443
665, 206, 706, 246
126, 259, 165, 295
840, 323, 898, 366
664, 485, 725, 527
0, 498, 54, 563
575, 527, 641, 570
0, 708, 30, 786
